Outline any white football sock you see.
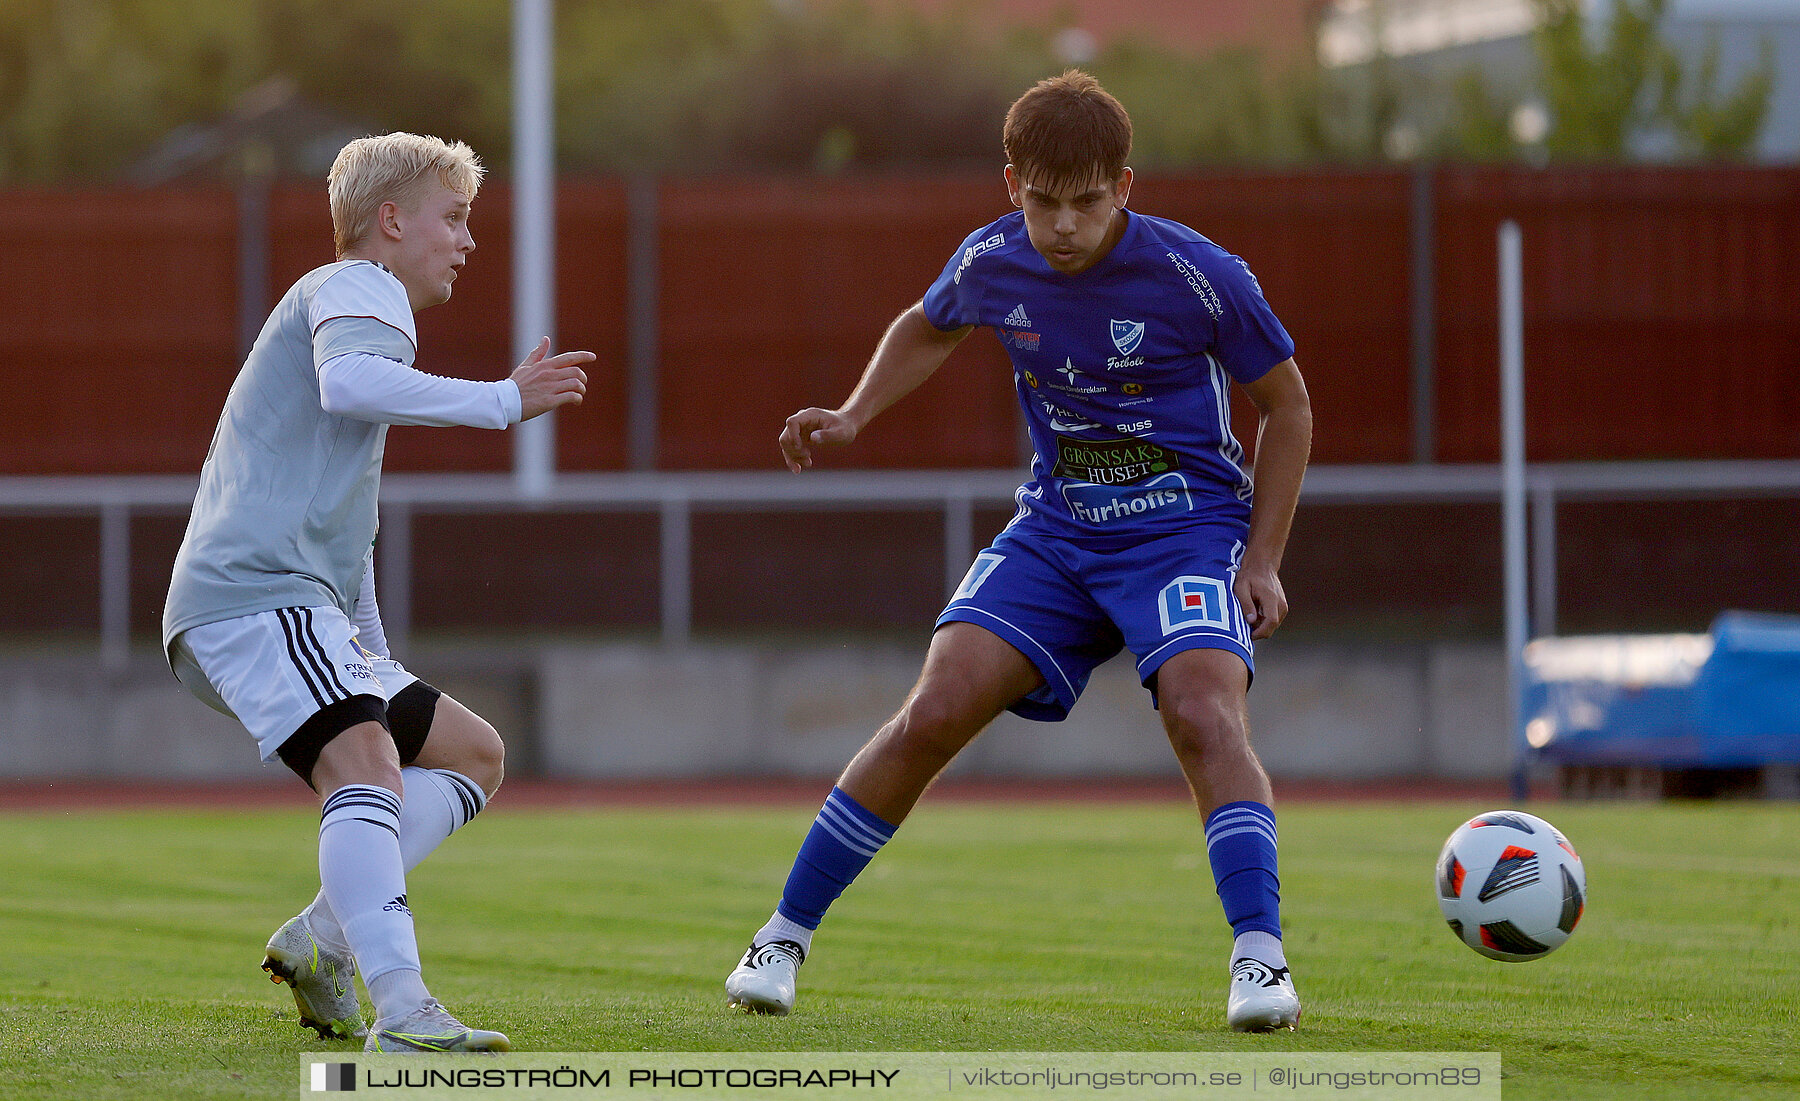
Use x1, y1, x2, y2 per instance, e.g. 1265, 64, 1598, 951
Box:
367, 968, 431, 1023
1233, 930, 1287, 969
754, 911, 815, 957
318, 784, 427, 1020
307, 768, 486, 953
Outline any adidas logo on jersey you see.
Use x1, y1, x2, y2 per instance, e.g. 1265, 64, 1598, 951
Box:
383, 894, 411, 915
1004, 304, 1031, 328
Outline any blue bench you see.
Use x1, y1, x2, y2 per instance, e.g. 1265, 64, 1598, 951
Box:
1520, 612, 1800, 794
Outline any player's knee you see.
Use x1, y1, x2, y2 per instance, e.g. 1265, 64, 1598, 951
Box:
1162, 692, 1248, 762
462, 717, 506, 797
886, 695, 975, 766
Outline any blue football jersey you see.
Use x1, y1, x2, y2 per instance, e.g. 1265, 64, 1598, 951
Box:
922, 210, 1294, 542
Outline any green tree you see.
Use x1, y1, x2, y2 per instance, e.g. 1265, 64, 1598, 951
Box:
0, 0, 265, 181
648, 1, 1024, 173
1438, 69, 1518, 162
1660, 29, 1775, 159
1530, 0, 1773, 160
14, 0, 1768, 183
1533, 0, 1673, 158
1091, 40, 1329, 166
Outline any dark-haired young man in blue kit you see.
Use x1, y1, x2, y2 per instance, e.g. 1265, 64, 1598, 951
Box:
726, 70, 1312, 1031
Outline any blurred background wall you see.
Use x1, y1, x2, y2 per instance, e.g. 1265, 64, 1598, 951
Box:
2, 0, 1796, 786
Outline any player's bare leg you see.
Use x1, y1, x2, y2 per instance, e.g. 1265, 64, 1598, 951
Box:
1155, 648, 1270, 813
727, 623, 1043, 1013
410, 694, 506, 798
837, 622, 1044, 823
1156, 648, 1299, 1032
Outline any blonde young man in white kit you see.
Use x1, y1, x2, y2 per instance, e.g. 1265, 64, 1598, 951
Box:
163, 133, 592, 1052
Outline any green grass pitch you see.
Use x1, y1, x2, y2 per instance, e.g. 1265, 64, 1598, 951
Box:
2, 797, 1795, 1099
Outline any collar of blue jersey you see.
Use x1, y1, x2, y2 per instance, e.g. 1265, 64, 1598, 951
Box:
1025, 207, 1138, 276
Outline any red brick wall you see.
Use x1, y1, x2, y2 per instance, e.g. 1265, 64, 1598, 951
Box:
4, 165, 1796, 476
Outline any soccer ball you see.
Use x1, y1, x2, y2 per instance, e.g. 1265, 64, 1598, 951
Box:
1436, 810, 1585, 961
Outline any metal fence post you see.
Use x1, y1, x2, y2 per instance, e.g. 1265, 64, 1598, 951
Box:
1410, 163, 1437, 464
943, 494, 973, 600
99, 501, 130, 672
628, 174, 661, 471
1531, 480, 1558, 639
1499, 220, 1528, 800
660, 494, 692, 645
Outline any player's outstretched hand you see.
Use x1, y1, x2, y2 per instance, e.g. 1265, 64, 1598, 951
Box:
511, 337, 594, 421
1233, 561, 1290, 641
779, 407, 859, 473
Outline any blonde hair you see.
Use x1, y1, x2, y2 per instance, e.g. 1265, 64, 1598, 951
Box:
327, 133, 485, 257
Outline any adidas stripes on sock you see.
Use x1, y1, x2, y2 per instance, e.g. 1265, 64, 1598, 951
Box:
307, 768, 486, 953
769, 787, 897, 942
317, 784, 425, 1021
1204, 800, 1284, 943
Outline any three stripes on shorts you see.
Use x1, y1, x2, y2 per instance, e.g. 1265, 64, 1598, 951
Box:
277, 606, 358, 710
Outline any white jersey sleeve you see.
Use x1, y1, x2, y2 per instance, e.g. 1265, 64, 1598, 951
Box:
318, 351, 521, 428
309, 261, 417, 356
307, 261, 520, 428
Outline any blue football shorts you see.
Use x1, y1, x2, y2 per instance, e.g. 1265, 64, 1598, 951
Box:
936, 523, 1255, 721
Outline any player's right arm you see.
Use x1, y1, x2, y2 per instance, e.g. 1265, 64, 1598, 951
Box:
318, 337, 590, 427
779, 302, 972, 472
509, 336, 592, 420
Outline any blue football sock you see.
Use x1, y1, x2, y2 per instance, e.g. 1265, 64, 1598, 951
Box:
773, 787, 897, 931
1204, 800, 1283, 940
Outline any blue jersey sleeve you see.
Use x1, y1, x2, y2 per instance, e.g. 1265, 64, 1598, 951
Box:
922, 224, 1008, 331
1207, 252, 1295, 385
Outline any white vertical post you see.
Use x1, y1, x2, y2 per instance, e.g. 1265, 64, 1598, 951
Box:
1499, 220, 1529, 796
512, 0, 555, 499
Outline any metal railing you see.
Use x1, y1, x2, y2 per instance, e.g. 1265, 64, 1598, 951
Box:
5, 461, 1800, 668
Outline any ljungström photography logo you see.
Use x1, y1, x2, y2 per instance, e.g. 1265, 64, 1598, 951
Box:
310, 1062, 356, 1091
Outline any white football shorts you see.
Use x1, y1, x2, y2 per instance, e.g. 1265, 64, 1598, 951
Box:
170, 605, 420, 761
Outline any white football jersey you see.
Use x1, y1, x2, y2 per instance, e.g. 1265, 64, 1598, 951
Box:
163, 261, 417, 652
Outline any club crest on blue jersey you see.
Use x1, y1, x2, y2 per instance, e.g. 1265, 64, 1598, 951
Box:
1158, 575, 1232, 634
1110, 319, 1145, 356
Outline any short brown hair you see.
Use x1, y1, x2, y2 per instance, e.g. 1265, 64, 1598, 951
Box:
1002, 70, 1131, 196
327, 132, 484, 258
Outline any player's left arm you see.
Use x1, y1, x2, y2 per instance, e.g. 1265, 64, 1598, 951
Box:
1235, 358, 1312, 640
